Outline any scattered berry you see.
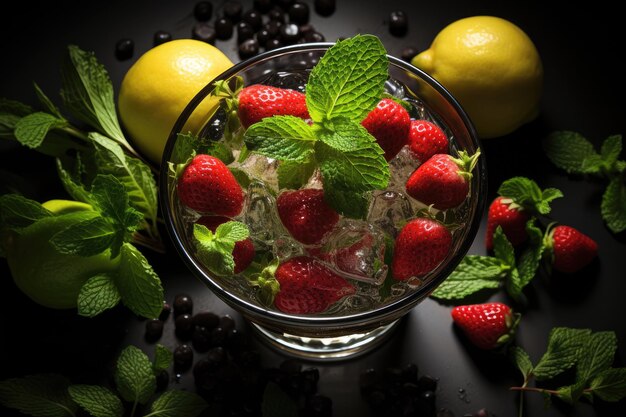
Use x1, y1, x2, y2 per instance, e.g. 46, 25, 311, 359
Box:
153, 30, 172, 46
451, 302, 519, 350
289, 2, 310, 25
548, 225, 598, 273
215, 17, 234, 40
314, 0, 336, 17
401, 46, 419, 62
485, 196, 530, 250
361, 98, 411, 161
239, 38, 260, 60
115, 38, 134, 60
194, 1, 213, 21
173, 294, 194, 315
192, 22, 216, 44
389, 10, 408, 36
243, 9, 263, 31
173, 344, 194, 370
144, 319, 164, 341
223, 1, 243, 23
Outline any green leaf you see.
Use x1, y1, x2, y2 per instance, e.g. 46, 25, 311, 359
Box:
193, 224, 236, 276
116, 243, 164, 319
323, 186, 370, 219
600, 135, 623, 168
77, 274, 121, 318
492, 226, 515, 267
50, 216, 116, 256
497, 177, 563, 215
244, 116, 316, 162
148, 390, 207, 417
533, 328, 591, 381
0, 97, 33, 116
306, 35, 388, 123
511, 220, 545, 299
575, 331, 617, 387
215, 221, 250, 242
91, 174, 130, 223
0, 194, 52, 229
316, 122, 389, 191
55, 158, 92, 204
589, 368, 626, 402
14, 112, 68, 149
68, 385, 124, 417
510, 346, 534, 382
229, 167, 252, 189
601, 176, 626, 233
543, 131, 598, 174
0, 374, 77, 417
153, 345, 173, 374
430, 255, 505, 300
61, 45, 126, 143
277, 159, 317, 190
171, 133, 198, 165
206, 141, 234, 165
114, 345, 156, 405
33, 83, 64, 119
261, 382, 298, 417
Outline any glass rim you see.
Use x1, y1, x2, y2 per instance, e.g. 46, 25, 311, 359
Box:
159, 41, 487, 329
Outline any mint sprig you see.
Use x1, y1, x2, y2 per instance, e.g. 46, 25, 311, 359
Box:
193, 221, 251, 276
543, 131, 626, 233
68, 385, 124, 417
497, 176, 563, 215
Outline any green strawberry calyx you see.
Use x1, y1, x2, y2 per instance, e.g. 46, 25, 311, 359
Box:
450, 150, 481, 182
496, 309, 522, 348
243, 257, 281, 307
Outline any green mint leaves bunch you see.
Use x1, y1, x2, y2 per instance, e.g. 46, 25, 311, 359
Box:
193, 220, 250, 276
510, 328, 626, 415
243, 35, 391, 218
0, 344, 208, 417
543, 131, 626, 233
432, 177, 561, 303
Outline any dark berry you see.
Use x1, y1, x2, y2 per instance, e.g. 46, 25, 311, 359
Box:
210, 326, 226, 346
237, 21, 255, 43
224, 328, 245, 351
156, 370, 169, 391
239, 39, 260, 59
256, 29, 271, 47
193, 359, 216, 389
279, 359, 302, 374
268, 7, 286, 22
144, 319, 163, 341
401, 46, 419, 62
194, 1, 213, 21
193, 311, 220, 328
192, 326, 212, 352
304, 31, 325, 42
159, 302, 171, 321
359, 368, 380, 393
417, 375, 438, 392
219, 314, 236, 331
276, 0, 295, 9
223, 1, 243, 22
243, 9, 263, 31
153, 30, 172, 46
207, 346, 227, 367
299, 23, 314, 34
265, 20, 283, 37
174, 314, 194, 340
279, 23, 300, 44
383, 367, 403, 383
173, 294, 193, 315
314, 0, 336, 16
173, 344, 193, 370
215, 17, 234, 39
265, 38, 283, 50
402, 363, 418, 383
192, 22, 216, 44
115, 38, 134, 60
253, 0, 273, 13
389, 10, 408, 37
288, 2, 309, 25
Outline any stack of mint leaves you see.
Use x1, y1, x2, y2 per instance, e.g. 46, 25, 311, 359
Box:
543, 131, 626, 233
0, 45, 164, 319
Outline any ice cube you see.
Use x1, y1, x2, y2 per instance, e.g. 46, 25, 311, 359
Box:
367, 190, 414, 238
239, 154, 279, 192
273, 236, 305, 261
384, 78, 406, 99
388, 146, 421, 191
243, 180, 283, 248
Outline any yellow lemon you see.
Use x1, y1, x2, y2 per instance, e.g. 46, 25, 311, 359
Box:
118, 39, 233, 163
412, 16, 543, 138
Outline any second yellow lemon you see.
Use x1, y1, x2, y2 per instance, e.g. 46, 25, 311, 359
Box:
412, 16, 543, 139
118, 39, 233, 163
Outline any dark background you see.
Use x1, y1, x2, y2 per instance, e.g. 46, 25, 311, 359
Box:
1, 1, 625, 416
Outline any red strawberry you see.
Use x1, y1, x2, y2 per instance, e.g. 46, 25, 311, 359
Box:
238, 84, 310, 128
196, 215, 255, 273
451, 302, 519, 350
485, 196, 530, 251
274, 256, 356, 314
277, 189, 340, 245
405, 151, 480, 210
361, 98, 411, 161
177, 154, 244, 216
547, 225, 598, 273
392, 217, 452, 280
407, 120, 449, 162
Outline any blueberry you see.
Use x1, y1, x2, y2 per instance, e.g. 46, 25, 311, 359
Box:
192, 22, 217, 44
219, 314, 236, 332
401, 46, 419, 62
144, 319, 163, 342
383, 367, 403, 383
276, 0, 295, 10
115, 39, 134, 60
265, 20, 283, 37
402, 363, 418, 383
279, 23, 300, 45
265, 38, 283, 50
192, 325, 212, 352
268, 7, 286, 22
174, 314, 194, 340
304, 31, 325, 42
288, 2, 309, 25
193, 359, 216, 389
215, 17, 234, 39
243, 9, 263, 31
173, 294, 193, 315
210, 326, 226, 346
194, 1, 213, 21
193, 311, 220, 328
223, 0, 243, 22
224, 328, 246, 351
173, 344, 193, 370
253, 0, 273, 13
158, 302, 171, 321
239, 39, 259, 60
207, 346, 227, 368
237, 21, 255, 43
153, 30, 172, 46
314, 0, 336, 17
359, 368, 380, 393
256, 29, 271, 47
389, 10, 408, 37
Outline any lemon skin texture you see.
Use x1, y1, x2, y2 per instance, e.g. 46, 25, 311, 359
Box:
118, 39, 233, 163
412, 16, 543, 138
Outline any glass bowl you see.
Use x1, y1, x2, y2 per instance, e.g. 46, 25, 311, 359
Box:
160, 42, 487, 360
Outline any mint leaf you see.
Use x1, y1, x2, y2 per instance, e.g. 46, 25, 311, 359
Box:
323, 186, 370, 219
589, 368, 626, 402
306, 35, 388, 123
50, 216, 116, 257
55, 158, 92, 204
510, 346, 534, 382
512, 220, 545, 299
601, 176, 626, 233
493, 226, 516, 267
116, 243, 164, 319
533, 328, 591, 381
193, 221, 250, 276
277, 159, 316, 190
114, 345, 156, 405
316, 121, 389, 191
575, 331, 617, 387
261, 382, 298, 417
61, 45, 126, 143
153, 344, 173, 374
14, 112, 67, 149
0, 97, 33, 117
77, 274, 121, 317
148, 390, 207, 417
171, 133, 198, 165
497, 177, 563, 215
0, 374, 77, 417
229, 167, 252, 189
430, 255, 505, 300
0, 194, 52, 229
600, 135, 622, 168
33, 83, 64, 119
68, 385, 124, 417
206, 141, 235, 165
543, 131, 598, 174
244, 115, 316, 162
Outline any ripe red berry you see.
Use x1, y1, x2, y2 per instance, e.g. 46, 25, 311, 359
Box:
197, 216, 255, 273
549, 225, 598, 273
238, 84, 310, 128
361, 98, 411, 161
485, 196, 530, 250
451, 302, 519, 350
277, 188, 339, 245
407, 120, 449, 162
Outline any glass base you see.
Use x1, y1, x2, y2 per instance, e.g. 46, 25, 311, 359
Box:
250, 320, 400, 361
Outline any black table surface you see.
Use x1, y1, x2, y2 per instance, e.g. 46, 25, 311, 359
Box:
1, 1, 625, 416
